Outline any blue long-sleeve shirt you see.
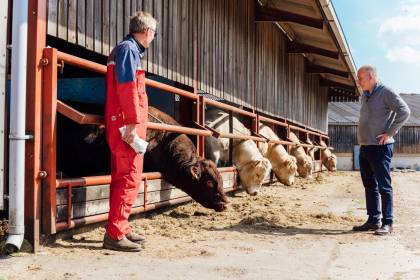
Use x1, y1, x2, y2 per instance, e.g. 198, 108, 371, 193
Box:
358, 83, 411, 145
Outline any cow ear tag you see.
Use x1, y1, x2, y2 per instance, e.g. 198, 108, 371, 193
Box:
190, 166, 201, 180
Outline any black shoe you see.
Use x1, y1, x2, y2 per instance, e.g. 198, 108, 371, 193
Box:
352, 221, 381, 231
375, 224, 393, 236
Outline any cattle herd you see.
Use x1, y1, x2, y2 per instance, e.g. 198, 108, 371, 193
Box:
57, 106, 337, 213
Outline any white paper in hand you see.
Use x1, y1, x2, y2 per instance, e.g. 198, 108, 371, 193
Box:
119, 126, 149, 154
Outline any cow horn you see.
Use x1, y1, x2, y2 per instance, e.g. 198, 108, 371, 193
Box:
190, 166, 201, 180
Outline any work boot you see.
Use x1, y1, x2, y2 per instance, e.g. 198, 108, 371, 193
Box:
126, 232, 147, 243
352, 221, 381, 231
375, 224, 393, 236
103, 233, 142, 252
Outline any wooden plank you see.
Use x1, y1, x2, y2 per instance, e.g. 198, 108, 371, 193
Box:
136, 0, 143, 12
173, 0, 179, 82
109, 0, 117, 49
162, 0, 169, 78
180, 0, 188, 85
56, 172, 235, 205
68, 0, 77, 43
58, 0, 68, 40
56, 173, 235, 222
56, 180, 176, 205
287, 41, 339, 59
167, 0, 174, 80
85, 0, 94, 50
255, 4, 323, 29
143, 0, 152, 71
124, 0, 131, 36
93, 0, 102, 53
117, 0, 124, 43
47, 0, 58, 36
154, 0, 163, 75
222, 0, 229, 101
187, 0, 192, 86
102, 0, 110, 54
131, 0, 137, 15
56, 188, 189, 221
77, 0, 86, 46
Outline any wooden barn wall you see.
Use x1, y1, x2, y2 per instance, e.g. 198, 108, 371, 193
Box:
255, 23, 328, 131
329, 125, 420, 154
328, 125, 358, 153
47, 0, 328, 131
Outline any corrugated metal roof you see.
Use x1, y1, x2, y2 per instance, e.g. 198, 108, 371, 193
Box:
328, 94, 420, 125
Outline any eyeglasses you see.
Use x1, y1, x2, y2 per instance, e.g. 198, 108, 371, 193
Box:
148, 27, 158, 37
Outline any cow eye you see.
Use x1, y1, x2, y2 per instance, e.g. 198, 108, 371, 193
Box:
206, 180, 213, 188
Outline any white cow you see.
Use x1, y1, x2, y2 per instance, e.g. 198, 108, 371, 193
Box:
205, 109, 272, 196
320, 140, 337, 171
258, 124, 297, 186
288, 132, 313, 178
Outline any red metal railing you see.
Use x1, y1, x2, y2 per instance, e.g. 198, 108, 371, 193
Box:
42, 48, 330, 234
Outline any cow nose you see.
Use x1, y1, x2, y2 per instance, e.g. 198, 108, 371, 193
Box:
249, 190, 258, 196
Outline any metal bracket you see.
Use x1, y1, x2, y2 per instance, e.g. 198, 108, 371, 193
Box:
204, 124, 221, 138
252, 131, 269, 141
41, 58, 49, 66
9, 133, 34, 140
38, 171, 48, 179
193, 121, 221, 138
58, 60, 64, 74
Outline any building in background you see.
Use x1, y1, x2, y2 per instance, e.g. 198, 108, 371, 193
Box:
328, 94, 420, 171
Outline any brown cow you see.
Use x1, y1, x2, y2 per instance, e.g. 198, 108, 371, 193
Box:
57, 106, 228, 212
145, 107, 229, 211
288, 132, 313, 178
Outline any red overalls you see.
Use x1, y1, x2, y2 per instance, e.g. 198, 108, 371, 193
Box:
105, 35, 148, 240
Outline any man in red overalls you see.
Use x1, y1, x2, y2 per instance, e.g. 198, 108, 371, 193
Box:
103, 11, 157, 252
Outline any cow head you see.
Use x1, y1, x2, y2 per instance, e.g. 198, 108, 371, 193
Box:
273, 155, 297, 186
238, 158, 272, 196
323, 154, 337, 171
185, 159, 229, 212
297, 155, 313, 178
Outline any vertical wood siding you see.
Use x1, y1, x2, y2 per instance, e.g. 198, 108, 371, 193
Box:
47, 0, 328, 132
329, 125, 420, 154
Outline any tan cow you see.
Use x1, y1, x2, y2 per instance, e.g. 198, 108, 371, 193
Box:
320, 140, 337, 171
288, 132, 313, 178
305, 138, 318, 160
258, 124, 297, 186
205, 109, 272, 196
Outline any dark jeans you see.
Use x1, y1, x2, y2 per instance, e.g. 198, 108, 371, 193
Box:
359, 144, 394, 225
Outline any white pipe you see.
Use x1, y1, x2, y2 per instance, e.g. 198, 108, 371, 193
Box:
5, 0, 29, 253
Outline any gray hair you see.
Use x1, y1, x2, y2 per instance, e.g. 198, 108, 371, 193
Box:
129, 11, 157, 34
358, 65, 378, 78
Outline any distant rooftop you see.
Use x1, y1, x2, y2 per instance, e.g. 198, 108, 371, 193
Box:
328, 94, 420, 126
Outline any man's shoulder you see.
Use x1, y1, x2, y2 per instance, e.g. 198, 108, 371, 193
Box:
378, 84, 396, 95
114, 39, 139, 57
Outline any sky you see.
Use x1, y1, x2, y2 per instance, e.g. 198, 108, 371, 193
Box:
332, 0, 420, 94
